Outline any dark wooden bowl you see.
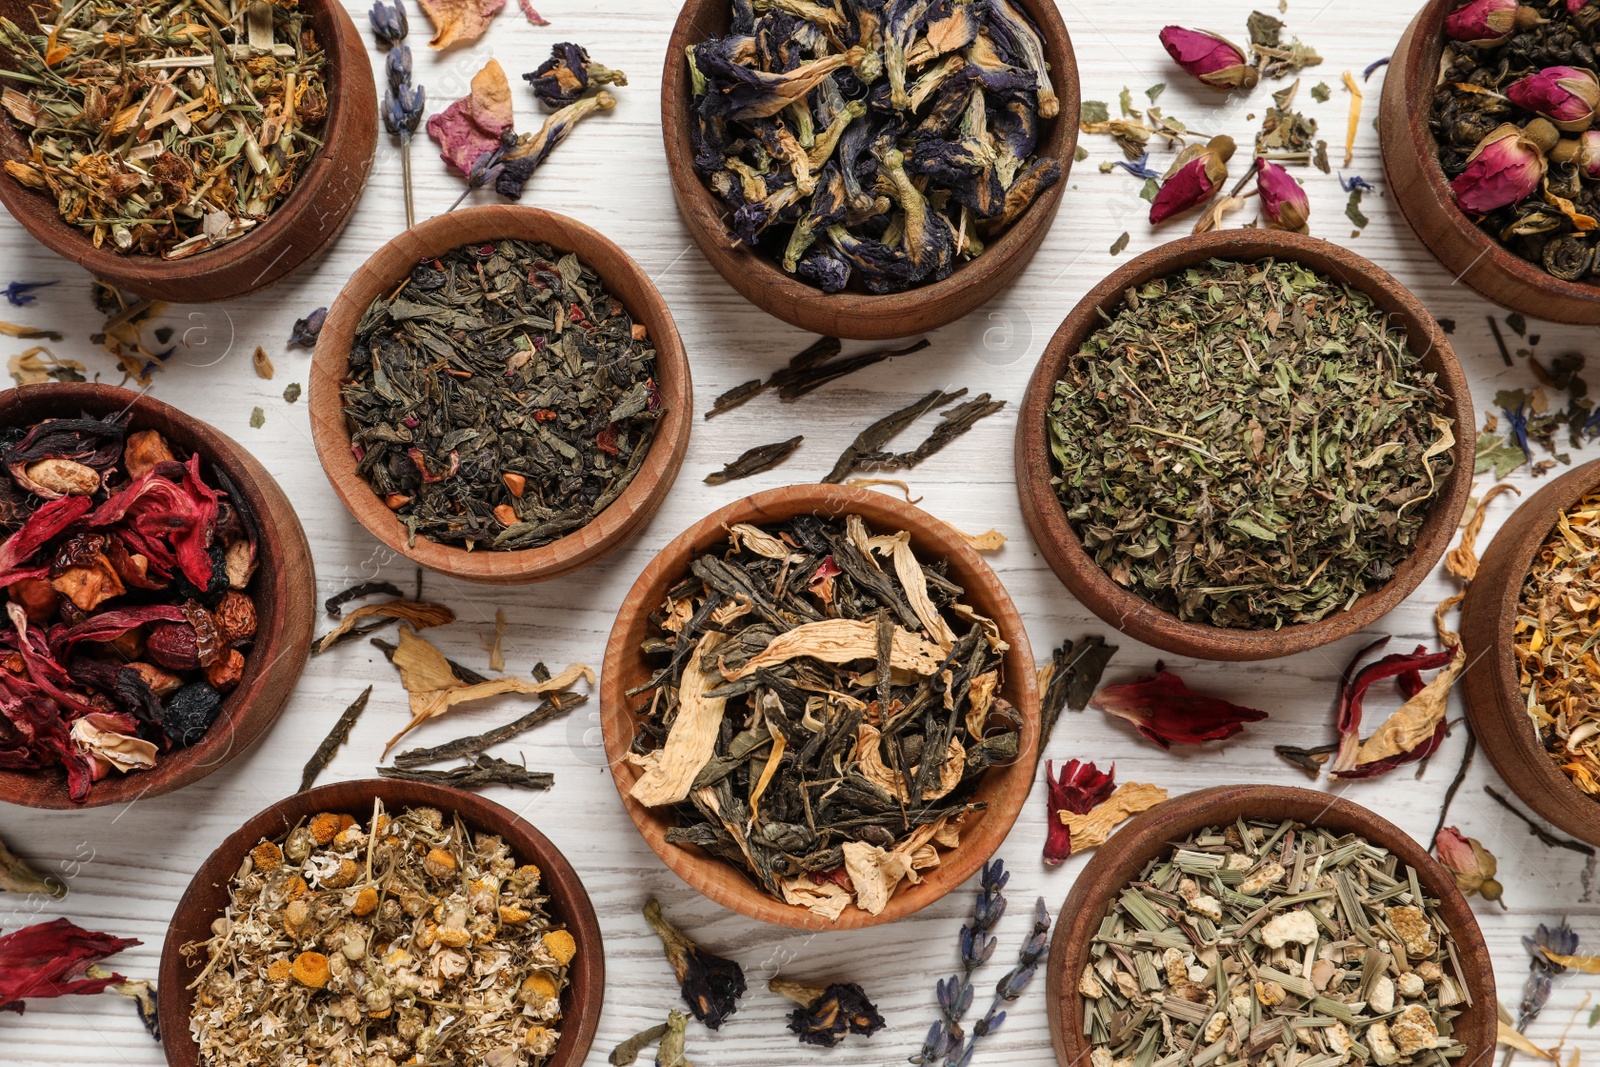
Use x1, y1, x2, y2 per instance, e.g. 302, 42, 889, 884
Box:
1014, 229, 1475, 661
0, 383, 315, 809
0, 0, 377, 303
600, 483, 1039, 929
660, 0, 1078, 340
1380, 0, 1600, 324
157, 779, 605, 1067
308, 205, 693, 586
1461, 459, 1600, 846
1045, 785, 1498, 1067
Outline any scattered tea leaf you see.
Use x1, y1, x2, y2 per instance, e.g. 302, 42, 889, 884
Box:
706, 437, 804, 485
249, 407, 265, 429
1110, 232, 1130, 256
299, 687, 373, 792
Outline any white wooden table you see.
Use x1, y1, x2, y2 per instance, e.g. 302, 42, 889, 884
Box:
2, 1, 1597, 1063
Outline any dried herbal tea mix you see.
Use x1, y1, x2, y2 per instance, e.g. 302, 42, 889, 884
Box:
1517, 486, 1600, 797
185, 803, 577, 1066
1430, 0, 1600, 280
342, 238, 662, 550
687, 0, 1062, 293
1048, 258, 1455, 630
624, 514, 1020, 920
0, 413, 259, 801
1, 0, 328, 257
1081, 819, 1473, 1067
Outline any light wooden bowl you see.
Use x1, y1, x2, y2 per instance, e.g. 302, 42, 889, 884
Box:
309, 205, 693, 586
1015, 230, 1475, 661
1045, 785, 1499, 1067
660, 0, 1079, 340
158, 779, 605, 1067
0, 0, 377, 303
1380, 0, 1600, 325
0, 384, 315, 809
1461, 459, 1600, 846
600, 484, 1039, 929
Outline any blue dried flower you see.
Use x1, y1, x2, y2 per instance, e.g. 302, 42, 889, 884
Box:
1518, 919, 1579, 1030
382, 85, 426, 137
1340, 173, 1376, 193
386, 45, 412, 95
369, 0, 407, 47
3, 280, 58, 307
288, 307, 327, 349
1111, 153, 1162, 181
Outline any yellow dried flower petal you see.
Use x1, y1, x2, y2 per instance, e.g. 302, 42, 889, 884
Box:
542, 929, 577, 965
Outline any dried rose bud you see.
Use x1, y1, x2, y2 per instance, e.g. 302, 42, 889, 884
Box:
1443, 0, 1543, 46
1450, 122, 1549, 213
1256, 159, 1311, 233
1158, 26, 1259, 92
1551, 129, 1600, 177
1435, 826, 1504, 903
1150, 136, 1235, 225
1507, 66, 1600, 132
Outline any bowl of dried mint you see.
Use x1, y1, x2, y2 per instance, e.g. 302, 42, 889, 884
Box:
0, 0, 377, 303
1461, 457, 1600, 847
1380, 0, 1600, 324
1044, 785, 1497, 1067
1015, 229, 1474, 662
661, 0, 1079, 340
0, 383, 315, 809
309, 204, 693, 586
601, 483, 1039, 929
160, 779, 605, 1067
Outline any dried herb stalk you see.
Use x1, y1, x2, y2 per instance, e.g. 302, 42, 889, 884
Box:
298, 686, 372, 792
377, 754, 554, 790
392, 690, 586, 768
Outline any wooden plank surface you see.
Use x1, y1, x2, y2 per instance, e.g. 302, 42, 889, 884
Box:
2, 0, 1597, 1063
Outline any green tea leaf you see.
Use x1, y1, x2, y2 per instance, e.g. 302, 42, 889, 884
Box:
1146, 83, 1165, 104
1474, 431, 1526, 481
1346, 189, 1369, 229
1110, 232, 1130, 256
1141, 178, 1160, 202
249, 406, 265, 429
1082, 100, 1110, 124
1311, 82, 1332, 102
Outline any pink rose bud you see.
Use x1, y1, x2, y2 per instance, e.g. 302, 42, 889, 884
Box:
1443, 0, 1542, 46
1569, 0, 1593, 13
1150, 135, 1236, 225
1450, 122, 1548, 213
1507, 66, 1600, 131
1158, 26, 1260, 91
1552, 129, 1600, 177
1255, 159, 1311, 233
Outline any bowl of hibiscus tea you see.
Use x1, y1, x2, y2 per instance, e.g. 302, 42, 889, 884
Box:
661, 0, 1080, 339
1380, 0, 1600, 324
0, 383, 315, 809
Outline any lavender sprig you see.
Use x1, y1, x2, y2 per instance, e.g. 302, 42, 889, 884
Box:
1518, 919, 1578, 1031
370, 2, 423, 228
911, 859, 1008, 1066
945, 898, 1050, 1067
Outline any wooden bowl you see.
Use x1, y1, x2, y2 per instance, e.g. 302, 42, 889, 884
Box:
1379, 0, 1600, 324
0, 0, 376, 303
158, 779, 605, 1067
600, 484, 1039, 929
660, 0, 1079, 340
1461, 459, 1600, 846
0, 383, 314, 809
309, 205, 693, 586
1014, 229, 1475, 662
1045, 785, 1498, 1067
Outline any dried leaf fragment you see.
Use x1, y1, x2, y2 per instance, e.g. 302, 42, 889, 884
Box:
316, 600, 456, 653
418, 0, 507, 48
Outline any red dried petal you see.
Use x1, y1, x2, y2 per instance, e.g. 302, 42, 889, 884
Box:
0, 496, 92, 587
1333, 640, 1455, 772
1149, 156, 1219, 224
1092, 670, 1267, 749
1044, 759, 1116, 865
0, 918, 138, 1012
1335, 718, 1448, 780
88, 455, 220, 589
1434, 826, 1480, 878
596, 424, 621, 456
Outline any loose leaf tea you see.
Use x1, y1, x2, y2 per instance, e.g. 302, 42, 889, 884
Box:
705, 436, 803, 485
624, 514, 1019, 919
377, 754, 554, 790
0, 831, 62, 896
1081, 818, 1473, 1067
825, 388, 1006, 484
297, 686, 372, 792
0, 414, 260, 801
184, 803, 577, 1065
0, 0, 328, 257
342, 238, 663, 551
686, 0, 1062, 294
1048, 258, 1455, 630
1518, 486, 1600, 796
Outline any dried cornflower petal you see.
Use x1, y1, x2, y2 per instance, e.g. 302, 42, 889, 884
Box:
643, 898, 746, 1030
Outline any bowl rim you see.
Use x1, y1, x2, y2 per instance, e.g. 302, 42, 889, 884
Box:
599, 483, 1040, 929
1382, 0, 1600, 315
658, 0, 1079, 335
156, 778, 605, 1067
1460, 457, 1600, 845
1014, 228, 1476, 662
0, 382, 315, 810
308, 204, 694, 586
1044, 784, 1499, 1067
0, 0, 375, 295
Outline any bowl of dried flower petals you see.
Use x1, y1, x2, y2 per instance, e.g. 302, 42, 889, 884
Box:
159, 779, 605, 1067
1044, 784, 1498, 1067
0, 0, 377, 303
0, 383, 315, 809
600, 483, 1039, 930
1461, 458, 1600, 847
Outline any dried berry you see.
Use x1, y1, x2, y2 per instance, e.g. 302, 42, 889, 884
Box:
163, 681, 223, 747
214, 591, 257, 643
146, 623, 201, 671
204, 648, 245, 692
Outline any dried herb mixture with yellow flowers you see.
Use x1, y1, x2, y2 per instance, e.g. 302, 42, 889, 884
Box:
1517, 486, 1600, 797
0, 0, 328, 257
184, 802, 576, 1067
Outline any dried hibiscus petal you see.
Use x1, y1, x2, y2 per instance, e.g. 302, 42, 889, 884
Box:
0, 917, 139, 1013
1091, 669, 1267, 749
1044, 759, 1116, 865
1330, 638, 1456, 776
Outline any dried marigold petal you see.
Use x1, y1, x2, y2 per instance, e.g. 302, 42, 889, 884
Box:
542, 928, 577, 965
290, 951, 331, 989
251, 842, 283, 872
308, 813, 341, 844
